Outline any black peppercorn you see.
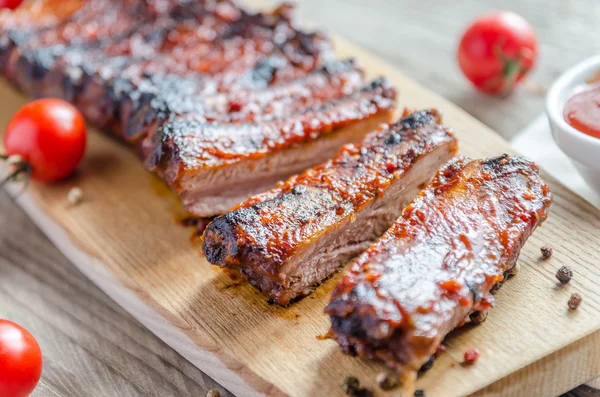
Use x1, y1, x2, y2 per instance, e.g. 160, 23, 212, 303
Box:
341, 376, 373, 397
418, 356, 434, 374
342, 376, 360, 395
556, 266, 573, 284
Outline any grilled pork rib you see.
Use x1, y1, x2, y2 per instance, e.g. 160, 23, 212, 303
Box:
325, 155, 551, 379
147, 77, 396, 216
0, 0, 396, 216
202, 110, 458, 305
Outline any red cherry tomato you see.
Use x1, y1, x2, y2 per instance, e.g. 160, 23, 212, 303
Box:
0, 320, 43, 397
0, 0, 24, 10
3, 98, 86, 182
458, 11, 538, 95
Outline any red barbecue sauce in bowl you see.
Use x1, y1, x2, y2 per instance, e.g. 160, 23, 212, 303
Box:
564, 83, 600, 139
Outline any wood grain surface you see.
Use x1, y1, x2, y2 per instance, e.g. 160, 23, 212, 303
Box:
1, 1, 599, 396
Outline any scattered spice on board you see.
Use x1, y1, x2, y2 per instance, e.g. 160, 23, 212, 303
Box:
376, 371, 399, 390
342, 376, 360, 395
540, 246, 553, 260
206, 390, 220, 397
67, 187, 83, 205
418, 356, 435, 375
341, 376, 373, 397
556, 266, 573, 284
463, 347, 480, 364
568, 293, 582, 311
470, 310, 488, 324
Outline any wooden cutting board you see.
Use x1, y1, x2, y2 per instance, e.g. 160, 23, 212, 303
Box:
2, 30, 600, 397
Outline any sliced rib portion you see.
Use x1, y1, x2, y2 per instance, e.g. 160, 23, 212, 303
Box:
146, 77, 397, 216
325, 155, 552, 378
202, 110, 458, 304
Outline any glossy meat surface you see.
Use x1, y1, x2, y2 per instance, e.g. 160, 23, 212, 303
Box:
202, 110, 458, 304
0, 0, 397, 216
130, 58, 366, 144
325, 155, 552, 376
148, 77, 395, 185
2, 0, 333, 111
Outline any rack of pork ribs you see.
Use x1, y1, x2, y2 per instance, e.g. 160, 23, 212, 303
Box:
0, 0, 396, 216
1, 0, 553, 381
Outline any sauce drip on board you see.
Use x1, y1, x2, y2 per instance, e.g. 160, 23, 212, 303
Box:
564, 83, 600, 139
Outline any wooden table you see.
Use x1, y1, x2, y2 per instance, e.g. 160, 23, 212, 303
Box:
1, 1, 598, 396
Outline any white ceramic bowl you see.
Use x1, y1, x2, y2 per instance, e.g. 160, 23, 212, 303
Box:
546, 55, 600, 194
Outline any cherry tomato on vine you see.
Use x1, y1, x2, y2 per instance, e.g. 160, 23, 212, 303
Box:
0, 320, 43, 397
0, 0, 24, 10
3, 98, 86, 183
458, 11, 538, 95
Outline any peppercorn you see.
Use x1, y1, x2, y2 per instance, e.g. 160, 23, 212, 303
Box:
341, 376, 373, 397
342, 376, 360, 395
540, 246, 553, 260
414, 390, 426, 397
568, 293, 582, 310
556, 266, 573, 284
463, 347, 480, 364
470, 310, 488, 324
418, 356, 434, 375
376, 371, 399, 390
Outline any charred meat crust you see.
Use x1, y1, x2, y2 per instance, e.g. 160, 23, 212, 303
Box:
147, 77, 396, 187
203, 109, 458, 305
3, 0, 333, 117
1, 0, 400, 216
325, 154, 552, 373
1, 0, 333, 100
125, 58, 365, 143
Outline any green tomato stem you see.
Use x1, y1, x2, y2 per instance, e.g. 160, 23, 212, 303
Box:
1, 154, 31, 192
